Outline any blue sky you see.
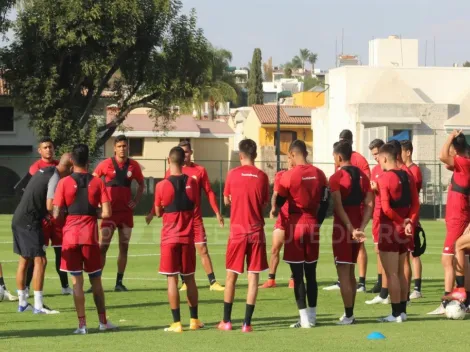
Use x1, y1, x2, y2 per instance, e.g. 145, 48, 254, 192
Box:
182, 0, 470, 70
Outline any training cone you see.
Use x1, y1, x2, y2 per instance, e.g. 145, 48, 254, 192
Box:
367, 332, 386, 340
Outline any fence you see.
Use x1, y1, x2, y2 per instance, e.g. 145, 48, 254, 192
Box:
0, 155, 452, 219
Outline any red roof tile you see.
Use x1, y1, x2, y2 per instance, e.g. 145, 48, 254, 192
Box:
252, 105, 312, 125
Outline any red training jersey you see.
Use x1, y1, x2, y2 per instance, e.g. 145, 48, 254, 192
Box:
378, 169, 420, 234
351, 151, 371, 178
223, 165, 269, 236
93, 157, 144, 212
278, 164, 328, 217
164, 163, 219, 218
408, 164, 423, 194
371, 164, 384, 217
53, 172, 110, 246
329, 166, 371, 225
29, 159, 59, 175
155, 177, 198, 244
446, 155, 470, 221
274, 170, 289, 217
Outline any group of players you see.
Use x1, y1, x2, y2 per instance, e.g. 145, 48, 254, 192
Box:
1, 127, 470, 333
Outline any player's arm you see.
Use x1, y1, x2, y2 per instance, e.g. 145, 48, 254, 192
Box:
201, 168, 223, 226
154, 181, 166, 217
223, 171, 232, 206
379, 178, 405, 225
317, 172, 330, 225
100, 202, 112, 219
409, 178, 420, 226
129, 163, 145, 209
440, 130, 461, 166
360, 191, 374, 231
332, 191, 354, 233
52, 179, 65, 220
46, 170, 60, 213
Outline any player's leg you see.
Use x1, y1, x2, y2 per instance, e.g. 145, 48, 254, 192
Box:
464, 255, 470, 310
219, 270, 238, 330
16, 256, 31, 310
25, 261, 34, 294
115, 226, 132, 291
99, 224, 115, 270
304, 261, 318, 326
379, 251, 402, 322
410, 256, 423, 299
182, 242, 203, 330
0, 262, 17, 302
54, 246, 71, 294
289, 262, 310, 328
70, 272, 88, 334
260, 228, 284, 288
404, 252, 412, 301
398, 252, 408, 319
450, 226, 470, 301
165, 274, 181, 332
243, 272, 259, 332
356, 243, 367, 292
336, 263, 355, 323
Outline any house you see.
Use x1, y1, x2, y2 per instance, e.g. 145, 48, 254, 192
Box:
104, 108, 235, 182
263, 79, 304, 104
292, 87, 326, 108
239, 105, 312, 179
312, 36, 470, 210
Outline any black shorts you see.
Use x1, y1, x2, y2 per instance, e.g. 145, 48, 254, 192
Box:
12, 223, 46, 258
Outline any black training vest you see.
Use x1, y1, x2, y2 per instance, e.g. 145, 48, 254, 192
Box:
164, 175, 194, 213
341, 166, 363, 206
105, 158, 131, 187
67, 173, 98, 216
12, 166, 56, 225
450, 175, 470, 196
389, 169, 411, 208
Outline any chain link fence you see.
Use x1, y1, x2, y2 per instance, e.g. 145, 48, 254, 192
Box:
0, 156, 450, 219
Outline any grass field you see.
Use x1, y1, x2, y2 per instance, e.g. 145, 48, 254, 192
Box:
0, 215, 465, 351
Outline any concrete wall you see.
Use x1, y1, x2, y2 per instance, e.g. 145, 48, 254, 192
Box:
260, 126, 313, 149
293, 91, 325, 108
243, 110, 262, 146
369, 38, 419, 68
192, 138, 232, 181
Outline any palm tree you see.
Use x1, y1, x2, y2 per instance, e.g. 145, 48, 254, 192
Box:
308, 53, 318, 73
298, 48, 311, 72
193, 46, 238, 120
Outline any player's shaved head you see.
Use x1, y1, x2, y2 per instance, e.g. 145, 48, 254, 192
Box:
169, 146, 185, 166
59, 152, 73, 167
333, 140, 352, 161
289, 140, 308, 158
387, 140, 402, 159
379, 143, 397, 161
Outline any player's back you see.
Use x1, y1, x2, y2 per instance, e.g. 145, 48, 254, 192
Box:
380, 169, 413, 221
408, 164, 423, 194
224, 165, 269, 235
284, 164, 327, 216
446, 155, 470, 219
351, 151, 370, 178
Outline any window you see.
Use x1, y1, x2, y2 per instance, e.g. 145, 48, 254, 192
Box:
128, 138, 144, 157
0, 107, 14, 132
389, 129, 412, 141
274, 131, 297, 155
362, 127, 387, 161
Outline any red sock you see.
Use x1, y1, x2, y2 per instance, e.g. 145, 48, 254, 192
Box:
99, 312, 107, 324
78, 316, 86, 328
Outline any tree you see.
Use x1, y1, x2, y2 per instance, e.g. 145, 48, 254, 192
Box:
464, 61, 470, 68
263, 57, 273, 82
297, 48, 311, 71
1, 0, 210, 157
192, 46, 238, 120
0, 0, 15, 33
291, 56, 302, 70
248, 48, 263, 106
303, 76, 321, 92
308, 53, 318, 72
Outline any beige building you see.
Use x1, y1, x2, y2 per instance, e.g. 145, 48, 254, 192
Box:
103, 108, 235, 181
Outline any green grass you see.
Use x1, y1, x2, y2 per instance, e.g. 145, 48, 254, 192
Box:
0, 216, 464, 351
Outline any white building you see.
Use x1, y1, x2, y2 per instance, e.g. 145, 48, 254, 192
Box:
369, 36, 419, 68
263, 79, 304, 103
312, 36, 470, 210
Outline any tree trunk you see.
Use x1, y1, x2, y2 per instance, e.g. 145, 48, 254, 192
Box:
208, 96, 215, 120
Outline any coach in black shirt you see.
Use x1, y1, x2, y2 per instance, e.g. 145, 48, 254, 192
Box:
13, 153, 72, 314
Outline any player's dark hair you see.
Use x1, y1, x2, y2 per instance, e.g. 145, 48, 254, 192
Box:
379, 143, 397, 161
178, 139, 192, 151
369, 139, 385, 151
239, 139, 257, 160
169, 146, 185, 166
452, 133, 469, 154
387, 140, 402, 158
289, 140, 308, 157
71, 144, 89, 168
38, 137, 53, 146
400, 139, 413, 153
339, 129, 353, 143
333, 140, 352, 161
114, 135, 128, 145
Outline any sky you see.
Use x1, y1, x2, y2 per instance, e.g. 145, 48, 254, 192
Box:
181, 0, 470, 70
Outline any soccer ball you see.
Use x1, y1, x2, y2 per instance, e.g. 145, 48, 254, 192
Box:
445, 300, 466, 320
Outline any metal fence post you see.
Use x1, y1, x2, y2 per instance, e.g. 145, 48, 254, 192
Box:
164, 158, 167, 177
438, 163, 442, 219
219, 160, 223, 214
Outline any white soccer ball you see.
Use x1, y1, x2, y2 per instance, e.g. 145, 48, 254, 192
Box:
445, 300, 466, 320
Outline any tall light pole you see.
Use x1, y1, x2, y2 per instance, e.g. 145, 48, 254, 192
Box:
276, 91, 292, 171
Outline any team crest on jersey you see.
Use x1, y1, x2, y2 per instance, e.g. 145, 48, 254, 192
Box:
127, 171, 133, 178
192, 175, 197, 180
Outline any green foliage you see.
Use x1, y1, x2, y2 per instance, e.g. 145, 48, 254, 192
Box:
248, 48, 263, 106
0, 0, 15, 33
303, 76, 322, 92
464, 61, 470, 68
0, 0, 210, 157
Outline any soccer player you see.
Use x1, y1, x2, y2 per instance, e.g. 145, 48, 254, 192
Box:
93, 135, 145, 291
275, 140, 329, 329
146, 140, 225, 291
401, 140, 424, 300
330, 141, 374, 324
377, 144, 419, 323
428, 131, 470, 314
218, 139, 269, 332
154, 146, 203, 333
260, 157, 295, 289
17, 137, 71, 296
0, 263, 18, 301
13, 153, 72, 314
324, 129, 370, 292
53, 144, 116, 334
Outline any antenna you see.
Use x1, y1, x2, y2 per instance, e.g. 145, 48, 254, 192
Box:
425, 40, 428, 67
341, 28, 344, 55
400, 34, 404, 67
433, 36, 436, 66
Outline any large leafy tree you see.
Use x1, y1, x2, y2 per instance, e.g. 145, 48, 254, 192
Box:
0, 0, 210, 156
0, 0, 15, 33
192, 46, 238, 120
248, 48, 263, 106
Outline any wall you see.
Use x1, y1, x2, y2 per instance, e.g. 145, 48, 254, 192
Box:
243, 110, 262, 146
260, 126, 313, 148
293, 92, 325, 108
192, 138, 232, 181
368, 38, 419, 68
